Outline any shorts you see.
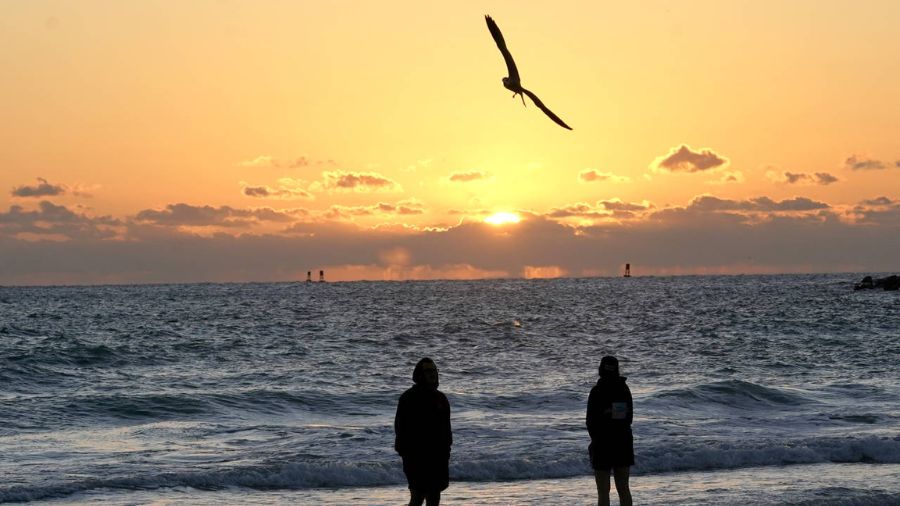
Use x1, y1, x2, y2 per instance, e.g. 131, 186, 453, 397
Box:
589, 431, 635, 470
402, 454, 450, 492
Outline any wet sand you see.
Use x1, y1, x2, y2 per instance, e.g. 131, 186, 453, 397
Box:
46, 462, 900, 505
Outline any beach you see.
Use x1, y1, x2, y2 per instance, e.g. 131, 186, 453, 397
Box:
40, 464, 900, 504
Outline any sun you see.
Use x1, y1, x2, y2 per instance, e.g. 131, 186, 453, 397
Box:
484, 211, 522, 226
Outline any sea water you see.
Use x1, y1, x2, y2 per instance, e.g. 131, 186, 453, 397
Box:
1, 274, 898, 504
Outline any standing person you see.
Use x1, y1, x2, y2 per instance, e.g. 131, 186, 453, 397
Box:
586, 355, 634, 506
394, 358, 452, 506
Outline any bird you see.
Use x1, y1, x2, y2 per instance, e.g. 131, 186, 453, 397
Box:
484, 15, 572, 130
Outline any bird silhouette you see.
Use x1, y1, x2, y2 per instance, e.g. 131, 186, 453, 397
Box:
485, 15, 572, 130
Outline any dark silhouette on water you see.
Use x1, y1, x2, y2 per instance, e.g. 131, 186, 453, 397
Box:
587, 356, 634, 506
854, 274, 899, 291
624, 263, 631, 278
484, 15, 573, 130
395, 358, 452, 506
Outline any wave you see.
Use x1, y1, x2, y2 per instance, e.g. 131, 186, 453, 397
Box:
2, 435, 898, 502
650, 379, 814, 410
0, 388, 400, 428
3, 336, 175, 369
2, 387, 589, 427
635, 434, 900, 472
792, 493, 900, 506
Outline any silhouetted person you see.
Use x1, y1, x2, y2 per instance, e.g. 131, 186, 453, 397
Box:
394, 358, 452, 506
587, 356, 634, 506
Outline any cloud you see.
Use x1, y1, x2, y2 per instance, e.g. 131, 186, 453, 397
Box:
707, 170, 745, 185
851, 197, 900, 226
652, 145, 728, 173
241, 178, 314, 200
448, 171, 490, 183
242, 186, 273, 197
844, 155, 885, 171
685, 195, 829, 213
11, 177, 67, 198
767, 171, 839, 186
237, 155, 335, 169
6, 207, 900, 285
544, 199, 653, 221
598, 199, 652, 212
578, 169, 630, 183
859, 196, 895, 206
813, 172, 839, 185
546, 203, 609, 219
324, 200, 425, 219
313, 170, 401, 192
0, 201, 120, 240
133, 203, 299, 228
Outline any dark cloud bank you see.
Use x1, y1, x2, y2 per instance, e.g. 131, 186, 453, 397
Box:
2, 197, 899, 285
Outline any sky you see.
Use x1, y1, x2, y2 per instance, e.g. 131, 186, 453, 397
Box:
1, 0, 899, 284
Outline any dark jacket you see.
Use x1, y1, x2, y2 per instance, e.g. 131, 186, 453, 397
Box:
586, 376, 633, 440
394, 384, 452, 458
586, 375, 634, 469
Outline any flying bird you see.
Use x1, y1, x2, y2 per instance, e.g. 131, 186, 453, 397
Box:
484, 15, 572, 130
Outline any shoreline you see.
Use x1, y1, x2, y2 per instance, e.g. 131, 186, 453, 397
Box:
42, 462, 900, 505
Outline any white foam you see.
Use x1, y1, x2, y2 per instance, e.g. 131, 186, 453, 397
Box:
4, 435, 898, 502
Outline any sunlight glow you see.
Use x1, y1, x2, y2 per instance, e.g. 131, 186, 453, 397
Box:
484, 212, 521, 226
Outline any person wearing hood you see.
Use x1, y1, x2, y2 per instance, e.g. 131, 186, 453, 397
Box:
394, 357, 452, 506
586, 355, 634, 506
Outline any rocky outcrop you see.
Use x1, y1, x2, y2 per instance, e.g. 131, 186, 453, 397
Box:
854, 275, 900, 291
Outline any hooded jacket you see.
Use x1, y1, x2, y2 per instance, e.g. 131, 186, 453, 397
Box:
586, 375, 633, 441
394, 362, 452, 458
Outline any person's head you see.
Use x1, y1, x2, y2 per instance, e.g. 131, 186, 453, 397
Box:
413, 357, 439, 387
599, 355, 619, 379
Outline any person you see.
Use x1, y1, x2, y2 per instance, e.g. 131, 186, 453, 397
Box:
586, 355, 634, 506
394, 357, 452, 506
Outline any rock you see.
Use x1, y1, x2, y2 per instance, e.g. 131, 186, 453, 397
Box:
854, 276, 875, 290
854, 274, 900, 291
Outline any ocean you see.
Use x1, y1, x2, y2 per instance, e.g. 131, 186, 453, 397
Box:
1, 274, 899, 505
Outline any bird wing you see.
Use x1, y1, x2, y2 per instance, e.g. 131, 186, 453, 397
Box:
484, 15, 519, 83
521, 88, 572, 130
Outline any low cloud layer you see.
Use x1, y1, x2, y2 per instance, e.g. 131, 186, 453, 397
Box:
2, 194, 898, 284
0, 201, 120, 240
684, 195, 829, 213
11, 178, 67, 198
851, 196, 900, 226
134, 203, 299, 228
652, 145, 728, 173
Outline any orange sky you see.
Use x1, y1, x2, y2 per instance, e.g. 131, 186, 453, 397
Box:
2, 1, 899, 284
